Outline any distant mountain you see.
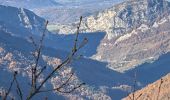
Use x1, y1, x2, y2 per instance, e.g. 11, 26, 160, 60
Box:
89, 0, 170, 72
0, 0, 124, 24
0, 0, 61, 8
0, 5, 47, 38
56, 0, 170, 72
58, 0, 170, 35
1, 0, 170, 100
0, 5, 135, 100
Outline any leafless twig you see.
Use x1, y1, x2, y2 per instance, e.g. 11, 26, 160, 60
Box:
14, 72, 23, 100
3, 72, 17, 100
4, 16, 86, 100
156, 78, 163, 100
3, 71, 23, 100
136, 93, 142, 100
26, 16, 86, 100
132, 71, 137, 100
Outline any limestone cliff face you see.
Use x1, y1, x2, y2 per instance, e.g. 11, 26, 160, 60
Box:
58, 0, 170, 37
81, 0, 170, 39
87, 0, 170, 72
56, 0, 170, 72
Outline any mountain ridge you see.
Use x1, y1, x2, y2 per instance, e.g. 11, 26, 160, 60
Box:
0, 4, 47, 38
57, 0, 170, 36
0, 5, 135, 100
0, 0, 170, 99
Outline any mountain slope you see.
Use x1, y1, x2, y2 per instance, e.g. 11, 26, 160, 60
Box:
1, 1, 170, 100
123, 73, 170, 100
0, 5, 135, 100
82, 0, 170, 36
56, 0, 170, 72
0, 5, 47, 38
57, 0, 170, 34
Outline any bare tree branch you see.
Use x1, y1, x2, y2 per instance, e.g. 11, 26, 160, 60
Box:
39, 83, 85, 94
26, 16, 85, 100
128, 95, 132, 100
57, 72, 74, 89
73, 16, 82, 52
156, 78, 164, 100
31, 20, 48, 90
14, 73, 23, 100
36, 66, 47, 79
38, 72, 74, 93
57, 83, 85, 94
3, 72, 17, 100
136, 93, 142, 100
4, 16, 85, 100
29, 37, 37, 48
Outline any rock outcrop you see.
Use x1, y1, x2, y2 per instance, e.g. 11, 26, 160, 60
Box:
58, 0, 170, 37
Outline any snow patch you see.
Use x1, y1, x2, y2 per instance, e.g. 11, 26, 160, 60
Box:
18, 8, 32, 29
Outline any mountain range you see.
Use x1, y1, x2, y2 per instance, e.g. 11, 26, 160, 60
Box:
0, 0, 123, 24
0, 4, 133, 100
55, 0, 170, 72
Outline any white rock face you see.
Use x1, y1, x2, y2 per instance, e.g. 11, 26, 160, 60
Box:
57, 0, 170, 39
114, 30, 137, 45
83, 0, 170, 72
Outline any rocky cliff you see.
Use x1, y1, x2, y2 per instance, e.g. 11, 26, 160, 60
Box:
82, 0, 170, 39
58, 0, 170, 36
56, 0, 170, 72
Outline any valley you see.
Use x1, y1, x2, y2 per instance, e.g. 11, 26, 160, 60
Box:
0, 0, 170, 100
